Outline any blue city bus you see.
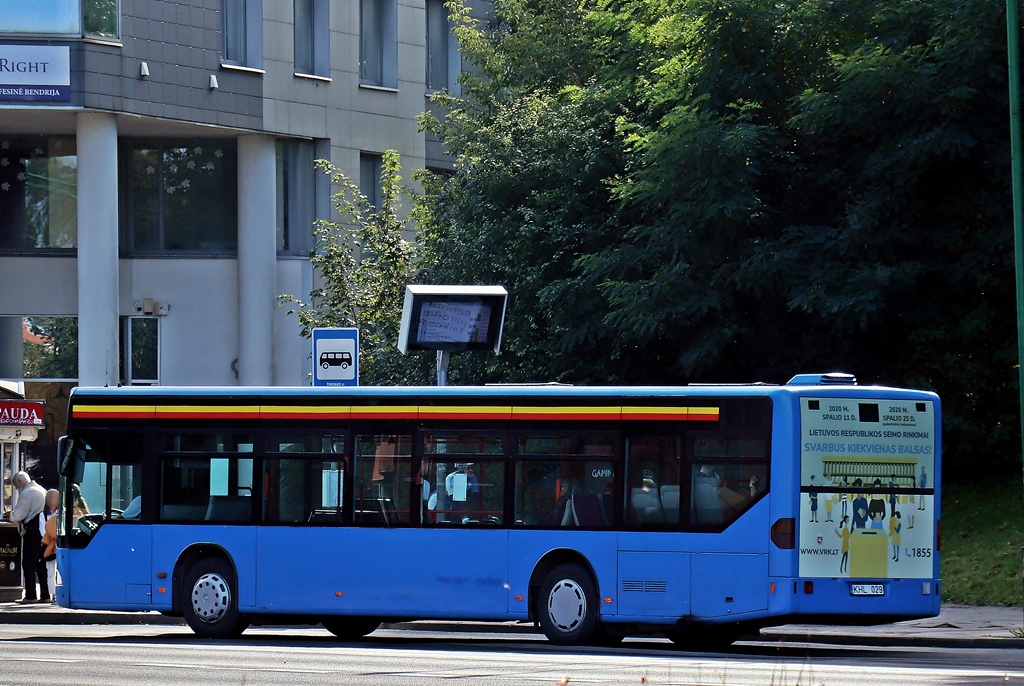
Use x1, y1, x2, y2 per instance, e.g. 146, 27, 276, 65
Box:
55, 374, 940, 645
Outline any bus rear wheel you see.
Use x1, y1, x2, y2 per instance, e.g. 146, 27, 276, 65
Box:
182, 558, 248, 638
536, 563, 599, 646
321, 617, 381, 640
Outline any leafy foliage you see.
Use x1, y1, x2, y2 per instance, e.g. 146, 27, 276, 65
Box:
280, 151, 432, 385
23, 317, 78, 379
414, 0, 1019, 475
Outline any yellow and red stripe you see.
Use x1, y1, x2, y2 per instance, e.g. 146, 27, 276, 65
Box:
73, 403, 720, 423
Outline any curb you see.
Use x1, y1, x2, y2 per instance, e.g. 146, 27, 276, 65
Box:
0, 609, 183, 626
756, 630, 1024, 651
1, 610, 1021, 648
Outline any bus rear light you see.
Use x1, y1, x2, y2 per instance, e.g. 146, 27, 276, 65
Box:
803, 581, 814, 594
922, 582, 931, 595
771, 518, 796, 549
936, 519, 941, 552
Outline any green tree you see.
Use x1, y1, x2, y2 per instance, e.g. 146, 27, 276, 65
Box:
281, 151, 432, 385
417, 0, 1017, 474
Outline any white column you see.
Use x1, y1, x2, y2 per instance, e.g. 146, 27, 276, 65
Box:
76, 113, 120, 387
237, 135, 277, 386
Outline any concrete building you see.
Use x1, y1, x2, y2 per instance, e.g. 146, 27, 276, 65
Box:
0, 0, 465, 398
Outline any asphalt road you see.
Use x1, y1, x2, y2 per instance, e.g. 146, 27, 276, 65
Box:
1, 625, 1022, 685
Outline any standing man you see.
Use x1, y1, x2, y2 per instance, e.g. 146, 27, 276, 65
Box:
4, 472, 48, 603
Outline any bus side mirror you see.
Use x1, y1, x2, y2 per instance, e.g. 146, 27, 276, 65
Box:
57, 436, 71, 474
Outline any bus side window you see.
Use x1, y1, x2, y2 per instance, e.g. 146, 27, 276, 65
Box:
691, 462, 768, 526
109, 463, 142, 521
159, 456, 254, 522
355, 435, 412, 525
514, 458, 613, 528
421, 459, 504, 526
625, 436, 682, 527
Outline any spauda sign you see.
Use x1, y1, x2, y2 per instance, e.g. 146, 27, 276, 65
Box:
0, 401, 44, 426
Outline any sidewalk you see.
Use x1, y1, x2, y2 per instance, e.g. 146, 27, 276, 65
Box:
0, 601, 1020, 648
759, 605, 1024, 649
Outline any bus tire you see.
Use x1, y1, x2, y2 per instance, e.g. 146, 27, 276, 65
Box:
536, 562, 599, 646
321, 616, 381, 640
182, 558, 248, 638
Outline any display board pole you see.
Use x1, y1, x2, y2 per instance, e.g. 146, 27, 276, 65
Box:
436, 350, 450, 387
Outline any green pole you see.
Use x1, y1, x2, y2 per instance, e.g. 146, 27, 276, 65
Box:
1007, 0, 1024, 623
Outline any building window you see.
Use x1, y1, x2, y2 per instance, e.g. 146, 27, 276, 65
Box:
276, 140, 316, 255
360, 0, 397, 88
120, 140, 238, 255
222, 0, 261, 67
222, 0, 246, 64
0, 137, 77, 252
0, 0, 80, 34
426, 0, 460, 93
83, 0, 119, 39
294, 0, 328, 76
0, 316, 79, 380
359, 153, 383, 210
120, 316, 158, 385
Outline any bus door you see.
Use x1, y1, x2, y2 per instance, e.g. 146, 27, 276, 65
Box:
62, 436, 153, 608
394, 430, 509, 618
255, 431, 350, 612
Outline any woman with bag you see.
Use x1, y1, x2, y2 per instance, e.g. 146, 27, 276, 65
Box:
40, 489, 59, 602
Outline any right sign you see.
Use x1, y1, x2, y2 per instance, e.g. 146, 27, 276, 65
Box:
797, 397, 935, 579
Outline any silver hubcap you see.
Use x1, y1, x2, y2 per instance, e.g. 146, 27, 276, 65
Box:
191, 572, 230, 624
546, 578, 586, 633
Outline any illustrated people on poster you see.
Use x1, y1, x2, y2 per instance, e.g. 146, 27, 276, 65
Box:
901, 492, 915, 530
851, 479, 868, 530
917, 466, 927, 511
868, 478, 887, 529
839, 476, 849, 518
836, 515, 851, 574
888, 473, 898, 517
889, 511, 902, 562
808, 475, 819, 523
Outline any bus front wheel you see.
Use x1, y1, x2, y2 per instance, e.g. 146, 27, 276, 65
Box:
536, 563, 599, 646
321, 616, 381, 640
182, 558, 248, 638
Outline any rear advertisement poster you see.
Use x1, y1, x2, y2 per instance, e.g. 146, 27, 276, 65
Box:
798, 397, 936, 579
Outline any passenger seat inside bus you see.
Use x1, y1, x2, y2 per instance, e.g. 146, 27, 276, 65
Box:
660, 485, 680, 523
560, 493, 608, 527
630, 488, 665, 523
204, 495, 253, 522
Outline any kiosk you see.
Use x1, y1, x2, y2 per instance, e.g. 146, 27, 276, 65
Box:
0, 397, 45, 602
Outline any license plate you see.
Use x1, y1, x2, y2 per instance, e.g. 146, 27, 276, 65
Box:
850, 584, 884, 596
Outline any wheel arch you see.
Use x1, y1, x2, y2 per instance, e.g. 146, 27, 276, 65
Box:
527, 548, 600, 622
172, 543, 237, 615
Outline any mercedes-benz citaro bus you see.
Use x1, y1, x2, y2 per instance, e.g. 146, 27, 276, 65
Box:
55, 373, 939, 646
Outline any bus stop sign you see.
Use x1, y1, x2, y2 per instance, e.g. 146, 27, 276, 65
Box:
312, 328, 358, 387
